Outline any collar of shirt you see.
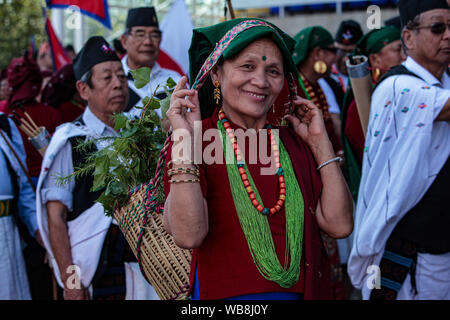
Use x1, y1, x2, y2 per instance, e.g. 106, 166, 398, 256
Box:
121, 54, 162, 79
82, 107, 118, 138
403, 56, 450, 88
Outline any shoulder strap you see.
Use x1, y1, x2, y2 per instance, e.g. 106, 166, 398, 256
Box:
0, 114, 12, 139
72, 114, 85, 126
375, 65, 423, 90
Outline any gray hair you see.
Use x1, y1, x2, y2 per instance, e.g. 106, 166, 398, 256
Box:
80, 69, 93, 88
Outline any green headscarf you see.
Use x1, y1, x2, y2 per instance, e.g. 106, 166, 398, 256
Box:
292, 26, 334, 66
353, 26, 401, 57
188, 18, 298, 119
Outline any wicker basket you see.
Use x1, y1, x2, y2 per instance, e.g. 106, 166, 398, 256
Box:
114, 180, 192, 300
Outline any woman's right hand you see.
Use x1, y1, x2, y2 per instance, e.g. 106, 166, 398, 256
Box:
166, 76, 201, 135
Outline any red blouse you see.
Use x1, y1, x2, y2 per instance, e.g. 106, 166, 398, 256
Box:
164, 110, 333, 300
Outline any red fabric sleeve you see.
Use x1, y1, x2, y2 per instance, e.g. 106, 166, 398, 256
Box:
344, 100, 365, 163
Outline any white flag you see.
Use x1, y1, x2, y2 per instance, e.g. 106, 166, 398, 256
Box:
158, 0, 194, 76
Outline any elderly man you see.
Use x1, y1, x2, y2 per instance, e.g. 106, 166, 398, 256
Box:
120, 6, 181, 115
348, 0, 450, 300
36, 36, 157, 300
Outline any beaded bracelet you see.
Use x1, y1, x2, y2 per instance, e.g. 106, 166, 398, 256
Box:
316, 157, 343, 171
168, 178, 201, 184
168, 167, 200, 177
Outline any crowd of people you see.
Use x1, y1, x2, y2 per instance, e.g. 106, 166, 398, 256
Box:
0, 0, 448, 300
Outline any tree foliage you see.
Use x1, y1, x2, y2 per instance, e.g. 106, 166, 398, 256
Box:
0, 0, 45, 70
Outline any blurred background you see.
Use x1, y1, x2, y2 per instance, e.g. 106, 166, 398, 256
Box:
0, 0, 400, 71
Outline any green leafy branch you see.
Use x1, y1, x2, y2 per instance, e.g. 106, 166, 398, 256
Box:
63, 71, 176, 216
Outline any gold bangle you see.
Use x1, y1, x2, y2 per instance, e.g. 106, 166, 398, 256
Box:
168, 167, 200, 177
168, 178, 200, 184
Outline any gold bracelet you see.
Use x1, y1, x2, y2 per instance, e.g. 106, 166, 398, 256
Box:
168, 167, 200, 177
168, 178, 200, 184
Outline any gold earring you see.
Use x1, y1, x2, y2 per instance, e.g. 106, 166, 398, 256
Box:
213, 80, 221, 105
373, 68, 381, 82
313, 61, 327, 74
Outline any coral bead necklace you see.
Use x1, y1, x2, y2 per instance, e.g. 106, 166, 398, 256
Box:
218, 109, 285, 216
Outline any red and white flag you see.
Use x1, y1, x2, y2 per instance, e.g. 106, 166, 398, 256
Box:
45, 15, 71, 71
158, 0, 194, 77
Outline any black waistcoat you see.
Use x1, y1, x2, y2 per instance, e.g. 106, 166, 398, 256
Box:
390, 156, 450, 254
67, 117, 104, 221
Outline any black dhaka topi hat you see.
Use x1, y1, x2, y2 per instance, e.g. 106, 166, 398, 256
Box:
126, 7, 159, 29
398, 0, 449, 29
73, 36, 120, 80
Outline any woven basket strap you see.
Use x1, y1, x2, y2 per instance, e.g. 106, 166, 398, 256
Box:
151, 134, 171, 188
135, 134, 173, 290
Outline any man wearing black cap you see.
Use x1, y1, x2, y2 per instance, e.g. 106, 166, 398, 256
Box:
331, 20, 364, 93
36, 36, 157, 300
121, 6, 181, 114
348, 0, 450, 300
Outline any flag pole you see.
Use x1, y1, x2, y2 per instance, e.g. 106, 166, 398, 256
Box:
226, 0, 235, 19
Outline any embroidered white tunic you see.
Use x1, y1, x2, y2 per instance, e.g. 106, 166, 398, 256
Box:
348, 57, 450, 299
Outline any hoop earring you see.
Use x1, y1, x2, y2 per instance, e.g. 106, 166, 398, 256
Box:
313, 61, 327, 74
213, 80, 221, 105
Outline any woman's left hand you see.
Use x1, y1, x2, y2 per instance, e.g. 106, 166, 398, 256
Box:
283, 96, 330, 151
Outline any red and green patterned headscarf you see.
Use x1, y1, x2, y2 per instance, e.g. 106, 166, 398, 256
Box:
188, 18, 298, 119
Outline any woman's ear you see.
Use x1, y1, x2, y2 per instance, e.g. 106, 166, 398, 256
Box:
369, 53, 380, 69
210, 65, 220, 83
313, 47, 323, 61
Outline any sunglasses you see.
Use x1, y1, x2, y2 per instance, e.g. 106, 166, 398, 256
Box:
415, 22, 450, 35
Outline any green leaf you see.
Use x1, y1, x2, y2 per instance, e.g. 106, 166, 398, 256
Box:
122, 126, 138, 138
114, 113, 128, 131
166, 77, 177, 89
159, 94, 171, 119
142, 97, 160, 110
130, 67, 151, 89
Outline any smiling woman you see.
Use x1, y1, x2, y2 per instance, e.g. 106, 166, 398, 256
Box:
163, 18, 353, 300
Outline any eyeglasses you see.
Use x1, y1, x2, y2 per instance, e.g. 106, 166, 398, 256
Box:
129, 30, 162, 42
415, 22, 450, 35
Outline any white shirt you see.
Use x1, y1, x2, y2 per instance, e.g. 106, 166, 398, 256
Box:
40, 107, 118, 211
121, 55, 182, 118
348, 56, 450, 298
318, 78, 341, 114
